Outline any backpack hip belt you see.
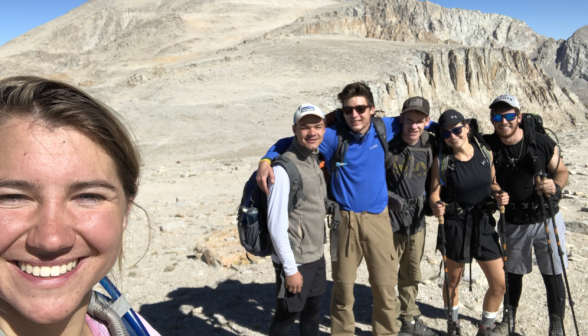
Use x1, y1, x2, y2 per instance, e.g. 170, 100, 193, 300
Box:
444, 196, 497, 261
505, 201, 559, 224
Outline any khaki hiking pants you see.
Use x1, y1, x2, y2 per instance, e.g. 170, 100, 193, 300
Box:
330, 208, 399, 336
394, 228, 426, 322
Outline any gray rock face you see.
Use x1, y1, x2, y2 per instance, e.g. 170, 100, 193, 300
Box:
271, 0, 546, 56
366, 46, 585, 131
269, 0, 588, 104
559, 25, 588, 81
535, 26, 588, 104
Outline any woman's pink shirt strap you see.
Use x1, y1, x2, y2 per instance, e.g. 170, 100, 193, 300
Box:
85, 314, 161, 336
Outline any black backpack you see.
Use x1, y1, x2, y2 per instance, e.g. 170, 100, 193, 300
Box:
520, 113, 550, 173
237, 156, 306, 257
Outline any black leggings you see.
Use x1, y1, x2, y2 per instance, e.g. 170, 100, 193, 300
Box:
506, 272, 566, 317
269, 294, 322, 336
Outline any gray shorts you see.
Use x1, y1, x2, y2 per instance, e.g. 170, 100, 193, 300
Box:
504, 212, 568, 275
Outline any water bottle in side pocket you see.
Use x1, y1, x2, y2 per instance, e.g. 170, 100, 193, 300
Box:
246, 207, 259, 226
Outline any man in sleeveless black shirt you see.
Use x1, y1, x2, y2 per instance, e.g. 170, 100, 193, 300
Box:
483, 94, 569, 336
387, 97, 438, 336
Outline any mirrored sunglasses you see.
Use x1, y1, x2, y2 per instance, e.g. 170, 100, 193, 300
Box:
491, 112, 517, 123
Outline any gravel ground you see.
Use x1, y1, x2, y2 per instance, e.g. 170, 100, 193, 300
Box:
98, 128, 588, 336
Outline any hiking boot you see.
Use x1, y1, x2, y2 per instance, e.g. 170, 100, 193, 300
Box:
493, 309, 516, 336
475, 326, 497, 336
447, 320, 461, 336
398, 317, 439, 336
548, 315, 564, 336
492, 322, 510, 336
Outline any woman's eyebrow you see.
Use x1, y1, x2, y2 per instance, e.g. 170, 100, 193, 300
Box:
0, 180, 39, 191
67, 181, 117, 192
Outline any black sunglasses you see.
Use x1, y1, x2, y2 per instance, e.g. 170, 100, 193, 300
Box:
441, 126, 464, 139
491, 112, 517, 123
341, 105, 370, 115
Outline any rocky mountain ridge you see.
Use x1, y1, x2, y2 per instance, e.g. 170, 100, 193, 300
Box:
0, 0, 586, 148
269, 0, 546, 56
265, 0, 588, 105
535, 25, 588, 103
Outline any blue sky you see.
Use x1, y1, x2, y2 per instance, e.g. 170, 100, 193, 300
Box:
430, 0, 588, 41
0, 0, 586, 47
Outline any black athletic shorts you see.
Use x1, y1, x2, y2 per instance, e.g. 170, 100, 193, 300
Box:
273, 257, 326, 313
441, 212, 502, 264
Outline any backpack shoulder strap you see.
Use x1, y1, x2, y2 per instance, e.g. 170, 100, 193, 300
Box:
440, 154, 453, 187
331, 121, 350, 172
372, 117, 394, 168
472, 136, 492, 164
272, 156, 306, 213
387, 134, 404, 169
408, 131, 434, 169
420, 130, 429, 144
424, 132, 434, 169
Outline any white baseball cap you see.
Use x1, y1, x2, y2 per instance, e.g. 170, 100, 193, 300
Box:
489, 94, 520, 109
293, 103, 325, 125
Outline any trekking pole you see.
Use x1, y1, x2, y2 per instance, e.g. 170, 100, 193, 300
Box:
535, 175, 567, 336
497, 191, 513, 336
541, 174, 580, 336
437, 201, 453, 323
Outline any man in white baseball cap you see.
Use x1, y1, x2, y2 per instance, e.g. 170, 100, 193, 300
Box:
292, 103, 326, 125
267, 103, 328, 336
484, 94, 570, 336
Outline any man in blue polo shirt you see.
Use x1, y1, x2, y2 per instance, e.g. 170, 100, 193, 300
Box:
257, 82, 410, 336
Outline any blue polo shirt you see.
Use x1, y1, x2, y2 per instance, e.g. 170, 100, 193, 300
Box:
264, 117, 401, 213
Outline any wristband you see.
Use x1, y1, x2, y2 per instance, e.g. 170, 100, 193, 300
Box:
259, 158, 272, 164
553, 183, 562, 201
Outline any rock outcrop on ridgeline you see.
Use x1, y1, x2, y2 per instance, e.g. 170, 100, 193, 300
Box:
266, 0, 588, 104
269, 0, 546, 56
535, 25, 588, 104
365, 46, 584, 131
558, 25, 588, 81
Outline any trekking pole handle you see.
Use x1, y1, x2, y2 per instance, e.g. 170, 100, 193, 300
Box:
497, 190, 505, 214
535, 175, 544, 196
436, 201, 444, 225
540, 173, 554, 197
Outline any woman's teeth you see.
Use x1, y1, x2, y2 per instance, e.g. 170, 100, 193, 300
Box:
19, 259, 79, 278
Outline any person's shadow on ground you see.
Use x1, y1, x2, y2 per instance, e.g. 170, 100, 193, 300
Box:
139, 279, 451, 336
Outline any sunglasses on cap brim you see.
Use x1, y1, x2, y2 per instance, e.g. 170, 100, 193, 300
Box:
491, 112, 517, 123
441, 126, 464, 139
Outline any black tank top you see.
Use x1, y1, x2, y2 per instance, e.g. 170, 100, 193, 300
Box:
447, 144, 492, 206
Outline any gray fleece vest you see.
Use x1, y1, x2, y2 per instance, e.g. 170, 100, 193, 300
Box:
280, 138, 327, 265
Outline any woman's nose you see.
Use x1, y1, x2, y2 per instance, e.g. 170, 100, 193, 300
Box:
26, 202, 75, 256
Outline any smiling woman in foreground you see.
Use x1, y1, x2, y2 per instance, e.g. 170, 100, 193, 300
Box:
0, 77, 160, 336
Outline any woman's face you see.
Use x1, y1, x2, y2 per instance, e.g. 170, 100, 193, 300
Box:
0, 118, 130, 324
442, 122, 469, 149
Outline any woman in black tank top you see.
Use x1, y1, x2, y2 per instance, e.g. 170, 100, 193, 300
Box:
429, 110, 510, 336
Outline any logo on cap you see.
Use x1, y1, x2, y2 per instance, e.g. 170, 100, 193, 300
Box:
496, 95, 512, 102
409, 98, 423, 107
491, 94, 520, 109
300, 106, 315, 113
